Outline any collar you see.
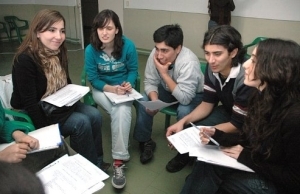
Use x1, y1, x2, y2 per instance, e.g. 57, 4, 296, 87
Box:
213, 64, 241, 89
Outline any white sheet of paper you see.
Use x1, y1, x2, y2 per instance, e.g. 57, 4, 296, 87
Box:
167, 126, 201, 154
137, 100, 178, 111
104, 88, 143, 104
189, 145, 254, 172
0, 124, 61, 153
37, 154, 109, 194
42, 84, 90, 107
167, 125, 254, 172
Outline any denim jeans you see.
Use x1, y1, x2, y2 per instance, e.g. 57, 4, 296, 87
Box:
60, 102, 103, 165
133, 85, 203, 142
92, 88, 132, 160
195, 105, 231, 127
208, 19, 218, 30
181, 161, 277, 194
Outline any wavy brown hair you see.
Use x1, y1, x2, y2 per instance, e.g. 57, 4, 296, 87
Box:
243, 38, 300, 159
13, 9, 68, 71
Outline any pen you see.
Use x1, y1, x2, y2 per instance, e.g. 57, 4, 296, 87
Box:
189, 122, 220, 146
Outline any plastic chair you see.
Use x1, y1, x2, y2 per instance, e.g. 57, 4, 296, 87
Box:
4, 16, 29, 43
243, 37, 267, 60
4, 109, 35, 132
160, 61, 207, 129
80, 67, 141, 116
0, 21, 11, 41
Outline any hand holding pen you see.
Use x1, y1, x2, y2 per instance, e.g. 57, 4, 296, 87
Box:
115, 81, 132, 95
190, 122, 220, 146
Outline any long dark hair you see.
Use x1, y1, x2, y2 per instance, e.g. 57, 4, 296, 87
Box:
202, 25, 245, 67
244, 38, 300, 159
13, 9, 68, 70
89, 9, 123, 59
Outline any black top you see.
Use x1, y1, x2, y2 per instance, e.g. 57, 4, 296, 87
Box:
209, 0, 235, 25
11, 53, 73, 128
213, 102, 300, 194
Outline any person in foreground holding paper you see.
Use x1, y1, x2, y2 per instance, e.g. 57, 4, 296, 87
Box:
0, 102, 67, 173
133, 24, 204, 166
181, 39, 300, 194
166, 25, 255, 172
10, 9, 110, 172
85, 9, 138, 189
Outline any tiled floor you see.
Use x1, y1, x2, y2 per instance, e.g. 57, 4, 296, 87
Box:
0, 41, 194, 194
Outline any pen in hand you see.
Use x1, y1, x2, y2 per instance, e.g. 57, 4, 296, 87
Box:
189, 122, 220, 146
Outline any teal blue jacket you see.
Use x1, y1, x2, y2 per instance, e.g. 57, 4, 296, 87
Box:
0, 102, 29, 143
85, 36, 138, 91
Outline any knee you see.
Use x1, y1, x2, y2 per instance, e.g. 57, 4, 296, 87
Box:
177, 105, 193, 120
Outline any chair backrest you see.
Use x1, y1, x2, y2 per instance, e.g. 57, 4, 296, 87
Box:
243, 37, 267, 59
4, 16, 17, 29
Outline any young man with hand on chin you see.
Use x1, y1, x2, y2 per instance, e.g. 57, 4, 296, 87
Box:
133, 24, 204, 167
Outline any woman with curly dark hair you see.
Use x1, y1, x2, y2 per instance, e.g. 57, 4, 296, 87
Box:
181, 38, 300, 193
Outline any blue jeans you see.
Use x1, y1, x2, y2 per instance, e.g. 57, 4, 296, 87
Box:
194, 105, 231, 127
60, 102, 103, 165
208, 19, 218, 30
181, 161, 277, 194
134, 85, 203, 142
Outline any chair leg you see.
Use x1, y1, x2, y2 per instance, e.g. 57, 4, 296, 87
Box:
165, 114, 171, 129
16, 29, 22, 43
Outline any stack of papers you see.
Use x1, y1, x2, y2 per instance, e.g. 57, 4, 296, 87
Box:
167, 126, 254, 172
104, 88, 143, 104
42, 84, 90, 107
0, 124, 62, 153
37, 154, 109, 194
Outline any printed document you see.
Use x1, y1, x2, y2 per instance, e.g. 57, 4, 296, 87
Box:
37, 154, 109, 194
137, 100, 178, 111
167, 126, 254, 172
0, 124, 62, 153
42, 84, 90, 107
104, 88, 143, 104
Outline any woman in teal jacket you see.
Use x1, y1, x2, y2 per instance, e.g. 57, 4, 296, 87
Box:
85, 9, 138, 189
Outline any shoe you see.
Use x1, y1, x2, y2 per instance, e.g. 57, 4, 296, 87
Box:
166, 153, 191, 173
139, 139, 156, 164
112, 164, 126, 189
99, 161, 111, 173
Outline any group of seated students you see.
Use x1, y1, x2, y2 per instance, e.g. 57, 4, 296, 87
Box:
0, 7, 299, 193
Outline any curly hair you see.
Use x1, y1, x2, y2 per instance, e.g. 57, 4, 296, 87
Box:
243, 38, 300, 159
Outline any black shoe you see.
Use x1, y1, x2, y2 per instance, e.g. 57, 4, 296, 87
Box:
139, 139, 156, 164
99, 161, 111, 172
166, 153, 190, 173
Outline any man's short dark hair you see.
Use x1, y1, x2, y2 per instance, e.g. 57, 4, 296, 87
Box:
202, 25, 246, 67
153, 24, 183, 49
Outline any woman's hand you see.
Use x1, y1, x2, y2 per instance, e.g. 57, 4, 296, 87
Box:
199, 127, 215, 145
13, 131, 39, 150
221, 145, 244, 159
0, 143, 29, 163
115, 82, 132, 95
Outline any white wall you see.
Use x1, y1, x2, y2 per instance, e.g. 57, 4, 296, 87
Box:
124, 0, 300, 21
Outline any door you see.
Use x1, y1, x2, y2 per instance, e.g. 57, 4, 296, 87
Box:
81, 0, 99, 48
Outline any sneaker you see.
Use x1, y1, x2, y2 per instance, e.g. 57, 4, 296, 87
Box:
112, 164, 126, 189
166, 153, 191, 173
139, 139, 156, 164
